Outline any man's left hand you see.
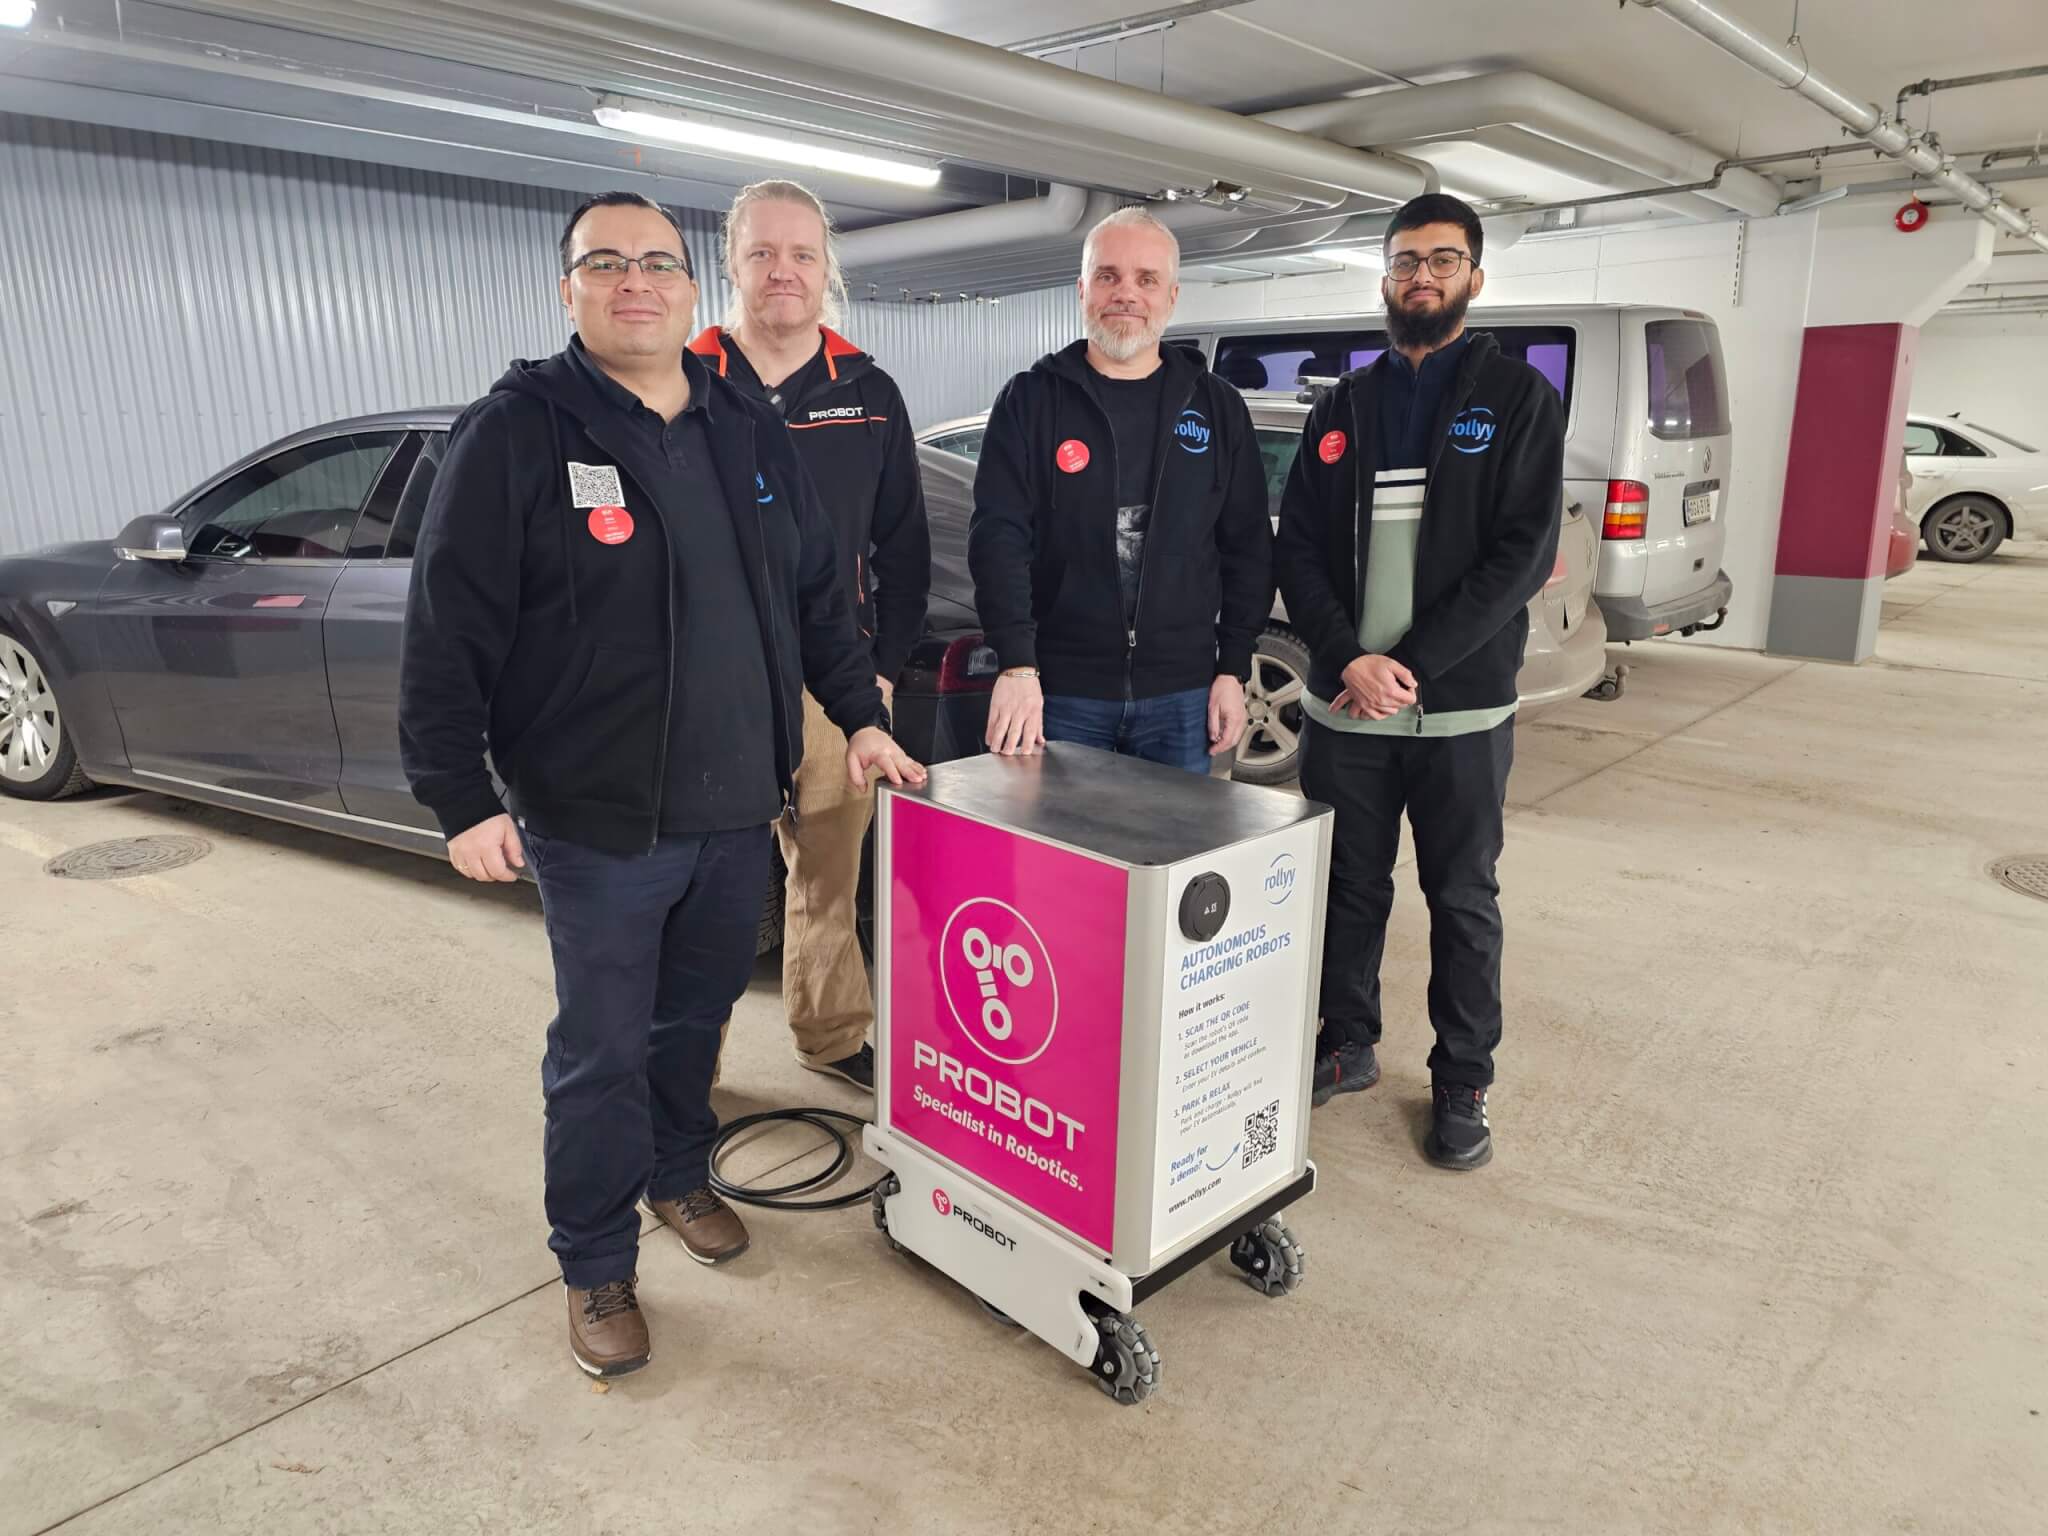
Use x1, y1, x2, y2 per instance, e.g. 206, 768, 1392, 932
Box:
1208, 674, 1248, 756
846, 725, 927, 793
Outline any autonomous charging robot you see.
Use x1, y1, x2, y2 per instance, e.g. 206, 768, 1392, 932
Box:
864, 744, 1331, 1403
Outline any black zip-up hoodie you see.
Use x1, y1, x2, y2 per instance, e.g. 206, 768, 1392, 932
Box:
399, 341, 885, 856
689, 326, 930, 684
1276, 331, 1564, 715
967, 338, 1273, 701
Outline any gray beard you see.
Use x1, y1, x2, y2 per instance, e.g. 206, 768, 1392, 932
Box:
1087, 313, 1163, 362
1384, 287, 1472, 352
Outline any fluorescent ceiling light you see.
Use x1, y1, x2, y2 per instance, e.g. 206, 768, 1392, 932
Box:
0, 1, 35, 30
593, 99, 939, 189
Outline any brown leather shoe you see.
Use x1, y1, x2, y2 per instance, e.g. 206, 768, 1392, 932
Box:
566, 1277, 650, 1378
645, 1185, 750, 1265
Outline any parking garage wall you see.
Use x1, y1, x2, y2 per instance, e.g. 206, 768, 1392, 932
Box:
1913, 313, 2048, 445
0, 112, 1073, 555
841, 287, 1082, 437
0, 114, 620, 552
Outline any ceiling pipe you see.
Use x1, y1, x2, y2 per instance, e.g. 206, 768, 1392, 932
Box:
1257, 69, 1781, 218
1839, 164, 2048, 199
1632, 0, 2048, 256
174, 0, 1419, 211
839, 185, 1118, 269
1897, 64, 2048, 123
583, 0, 1430, 208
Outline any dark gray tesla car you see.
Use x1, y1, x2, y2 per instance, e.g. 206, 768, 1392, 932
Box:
0, 413, 1001, 950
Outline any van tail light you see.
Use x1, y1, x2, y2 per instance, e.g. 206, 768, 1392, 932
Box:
1602, 480, 1649, 540
937, 635, 1002, 694
1544, 552, 1569, 590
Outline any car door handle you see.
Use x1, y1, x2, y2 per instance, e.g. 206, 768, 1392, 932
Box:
253, 594, 306, 609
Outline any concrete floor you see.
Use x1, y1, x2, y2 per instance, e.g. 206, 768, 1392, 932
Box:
4, 547, 2045, 1536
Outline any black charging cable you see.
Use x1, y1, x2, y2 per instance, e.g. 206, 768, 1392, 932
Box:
707, 1107, 882, 1212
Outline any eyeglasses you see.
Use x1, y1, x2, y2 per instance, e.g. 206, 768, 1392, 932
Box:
568, 249, 693, 283
1386, 250, 1474, 281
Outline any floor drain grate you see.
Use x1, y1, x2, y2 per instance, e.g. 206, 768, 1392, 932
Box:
45, 835, 213, 881
1989, 854, 2048, 905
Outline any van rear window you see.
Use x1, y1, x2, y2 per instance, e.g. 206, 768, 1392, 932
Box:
1211, 324, 1574, 409
1213, 331, 1380, 392
1645, 319, 1730, 439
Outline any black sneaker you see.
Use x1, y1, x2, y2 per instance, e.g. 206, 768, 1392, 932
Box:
1310, 1041, 1380, 1107
804, 1043, 875, 1092
1424, 1083, 1492, 1170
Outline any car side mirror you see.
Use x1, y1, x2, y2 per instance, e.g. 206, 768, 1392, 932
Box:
114, 515, 189, 562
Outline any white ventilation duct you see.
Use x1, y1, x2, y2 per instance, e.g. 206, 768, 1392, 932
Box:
1257, 70, 1781, 219
838, 186, 1122, 271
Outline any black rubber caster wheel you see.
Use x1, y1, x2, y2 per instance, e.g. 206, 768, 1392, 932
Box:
870, 1173, 903, 1252
1229, 1217, 1305, 1297
1088, 1310, 1160, 1405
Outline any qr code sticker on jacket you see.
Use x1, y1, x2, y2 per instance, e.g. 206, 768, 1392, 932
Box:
566, 461, 625, 509
1243, 1101, 1280, 1168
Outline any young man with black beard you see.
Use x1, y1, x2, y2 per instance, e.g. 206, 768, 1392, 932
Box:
1276, 193, 1563, 1171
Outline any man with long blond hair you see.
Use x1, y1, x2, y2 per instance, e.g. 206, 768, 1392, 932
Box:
690, 180, 930, 1092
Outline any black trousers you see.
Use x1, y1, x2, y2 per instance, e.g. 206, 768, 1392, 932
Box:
1299, 717, 1514, 1088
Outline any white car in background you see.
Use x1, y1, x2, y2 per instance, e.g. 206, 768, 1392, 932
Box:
1903, 414, 2048, 563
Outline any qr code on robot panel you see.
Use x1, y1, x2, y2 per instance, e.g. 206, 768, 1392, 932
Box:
1242, 1101, 1279, 1168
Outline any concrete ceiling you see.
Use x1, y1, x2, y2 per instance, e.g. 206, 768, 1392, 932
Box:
2, 0, 2042, 303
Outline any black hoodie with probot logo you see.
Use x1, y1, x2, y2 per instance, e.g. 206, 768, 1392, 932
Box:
967, 339, 1273, 702
399, 339, 886, 857
689, 326, 930, 685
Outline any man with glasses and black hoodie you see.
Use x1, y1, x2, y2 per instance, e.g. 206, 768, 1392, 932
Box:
399, 191, 924, 1380
1277, 193, 1563, 1172
971, 207, 1271, 771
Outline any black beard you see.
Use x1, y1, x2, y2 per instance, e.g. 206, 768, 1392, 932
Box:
1384, 286, 1472, 351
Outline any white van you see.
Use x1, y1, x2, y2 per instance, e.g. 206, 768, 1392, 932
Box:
1165, 304, 1735, 641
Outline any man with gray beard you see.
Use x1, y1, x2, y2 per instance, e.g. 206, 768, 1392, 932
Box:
969, 208, 1271, 771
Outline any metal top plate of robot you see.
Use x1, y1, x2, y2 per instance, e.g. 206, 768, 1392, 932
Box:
884, 743, 1327, 868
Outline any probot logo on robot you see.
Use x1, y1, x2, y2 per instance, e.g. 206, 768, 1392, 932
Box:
940, 1196, 1018, 1253
1264, 851, 1297, 905
939, 898, 1059, 1065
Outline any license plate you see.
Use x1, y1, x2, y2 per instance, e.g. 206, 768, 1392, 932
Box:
1683, 492, 1715, 526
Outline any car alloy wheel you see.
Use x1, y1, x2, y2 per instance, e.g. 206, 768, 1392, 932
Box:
0, 633, 64, 786
1924, 497, 2005, 564
1233, 627, 1310, 786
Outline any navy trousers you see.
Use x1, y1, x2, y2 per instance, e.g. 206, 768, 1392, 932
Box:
1041, 685, 1213, 774
522, 824, 771, 1288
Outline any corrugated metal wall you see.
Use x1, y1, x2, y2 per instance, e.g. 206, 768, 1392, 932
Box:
843, 287, 1081, 431
0, 112, 1079, 554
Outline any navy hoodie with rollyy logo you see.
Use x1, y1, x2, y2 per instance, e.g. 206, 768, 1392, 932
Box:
967, 338, 1274, 702
1276, 331, 1564, 720
688, 325, 930, 686
398, 338, 886, 857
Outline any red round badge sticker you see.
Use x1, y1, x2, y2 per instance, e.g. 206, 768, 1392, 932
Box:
1318, 430, 1348, 464
1055, 438, 1091, 474
587, 505, 634, 545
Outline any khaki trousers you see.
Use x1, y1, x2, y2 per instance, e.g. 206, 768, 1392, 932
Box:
771, 691, 876, 1067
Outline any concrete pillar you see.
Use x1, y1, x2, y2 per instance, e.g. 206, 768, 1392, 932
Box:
1765, 198, 1993, 661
